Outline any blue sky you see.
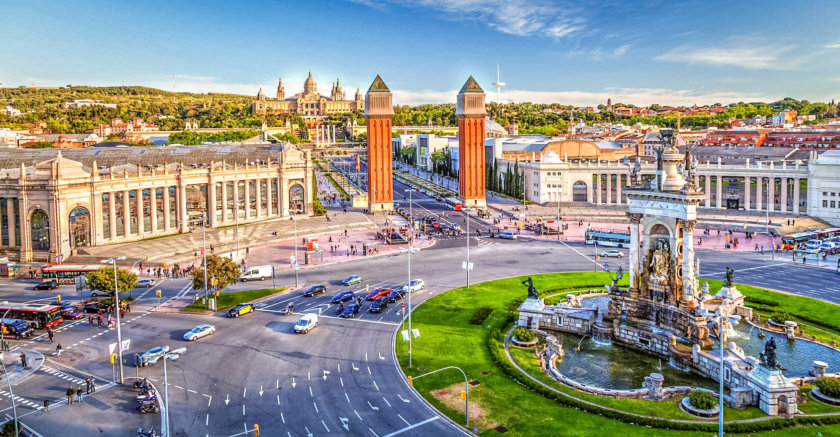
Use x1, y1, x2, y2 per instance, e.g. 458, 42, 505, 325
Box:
2, 0, 838, 106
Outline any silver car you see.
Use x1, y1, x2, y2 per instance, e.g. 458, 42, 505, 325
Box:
183, 324, 215, 341
137, 346, 169, 367
600, 250, 624, 258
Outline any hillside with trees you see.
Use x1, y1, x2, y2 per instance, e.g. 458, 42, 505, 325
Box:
1, 86, 835, 135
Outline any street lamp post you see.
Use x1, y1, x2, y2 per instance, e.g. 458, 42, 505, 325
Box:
101, 256, 126, 384
465, 207, 471, 289
202, 212, 208, 308
292, 215, 299, 287
405, 189, 415, 367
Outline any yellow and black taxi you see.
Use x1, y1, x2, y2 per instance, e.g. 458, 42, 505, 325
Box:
226, 303, 255, 318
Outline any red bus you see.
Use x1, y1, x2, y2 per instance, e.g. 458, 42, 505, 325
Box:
444, 197, 463, 211
780, 232, 813, 250
0, 303, 63, 329
818, 228, 840, 240
42, 264, 102, 284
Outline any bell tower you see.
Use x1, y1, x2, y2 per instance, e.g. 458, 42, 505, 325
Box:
456, 76, 487, 209
276, 76, 285, 100
364, 75, 394, 213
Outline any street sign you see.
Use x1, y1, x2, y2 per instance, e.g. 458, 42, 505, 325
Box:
401, 302, 405, 308
401, 330, 409, 341
461, 262, 474, 271
108, 342, 116, 355
412, 329, 420, 338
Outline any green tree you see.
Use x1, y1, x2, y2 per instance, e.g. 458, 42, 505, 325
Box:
85, 267, 137, 296
27, 141, 54, 148
191, 254, 241, 292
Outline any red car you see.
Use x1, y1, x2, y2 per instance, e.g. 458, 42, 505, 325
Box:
366, 288, 391, 301
61, 306, 85, 320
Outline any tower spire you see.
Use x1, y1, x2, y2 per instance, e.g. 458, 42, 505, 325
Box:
491, 64, 505, 103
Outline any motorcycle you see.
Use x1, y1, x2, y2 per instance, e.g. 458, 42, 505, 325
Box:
136, 399, 160, 414
137, 428, 158, 437
133, 378, 151, 391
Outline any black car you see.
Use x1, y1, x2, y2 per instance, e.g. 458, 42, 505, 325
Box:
35, 280, 59, 290
369, 297, 388, 313
340, 303, 361, 318
331, 290, 356, 304
387, 289, 406, 303
302, 284, 327, 297
83, 302, 104, 314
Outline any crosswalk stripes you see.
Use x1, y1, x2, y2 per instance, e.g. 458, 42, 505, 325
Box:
0, 389, 39, 408
475, 238, 498, 248
41, 366, 88, 386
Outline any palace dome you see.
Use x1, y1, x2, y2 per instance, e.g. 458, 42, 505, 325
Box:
304, 71, 317, 95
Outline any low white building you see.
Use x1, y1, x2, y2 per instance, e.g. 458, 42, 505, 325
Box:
416, 134, 452, 171
808, 150, 840, 226
0, 128, 26, 148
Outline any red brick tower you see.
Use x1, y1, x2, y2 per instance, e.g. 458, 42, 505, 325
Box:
364, 75, 394, 212
456, 76, 487, 209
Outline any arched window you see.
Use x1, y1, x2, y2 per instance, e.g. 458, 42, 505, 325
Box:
69, 207, 91, 248
30, 209, 50, 251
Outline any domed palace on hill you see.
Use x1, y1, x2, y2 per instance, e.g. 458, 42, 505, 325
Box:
252, 72, 364, 123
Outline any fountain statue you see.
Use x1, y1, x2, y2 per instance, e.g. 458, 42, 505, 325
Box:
522, 277, 540, 300
759, 337, 778, 370
724, 267, 735, 288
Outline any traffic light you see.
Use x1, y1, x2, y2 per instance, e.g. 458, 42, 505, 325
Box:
461, 391, 466, 400
407, 376, 412, 387
253, 424, 260, 437
155, 290, 161, 298
56, 295, 61, 302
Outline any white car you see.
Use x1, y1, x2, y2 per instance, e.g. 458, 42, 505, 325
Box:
136, 278, 156, 288
499, 231, 517, 240
600, 250, 624, 258
183, 324, 215, 341
403, 279, 425, 293
294, 314, 319, 334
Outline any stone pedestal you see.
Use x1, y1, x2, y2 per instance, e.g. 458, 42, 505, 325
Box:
517, 298, 546, 330
810, 360, 828, 378
784, 321, 798, 340
731, 387, 753, 409
747, 365, 799, 416
643, 373, 664, 400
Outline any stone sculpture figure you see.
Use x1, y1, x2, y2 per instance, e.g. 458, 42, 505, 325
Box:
759, 336, 778, 370
724, 267, 735, 288
522, 277, 540, 300
649, 239, 670, 280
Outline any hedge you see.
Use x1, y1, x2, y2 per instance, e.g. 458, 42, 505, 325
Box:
817, 377, 840, 398
744, 296, 780, 307
469, 306, 493, 325
486, 316, 840, 433
689, 390, 718, 410
512, 326, 536, 342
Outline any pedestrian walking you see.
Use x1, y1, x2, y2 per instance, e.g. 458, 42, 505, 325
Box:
20, 352, 27, 369
98, 315, 103, 327
88, 315, 94, 327
66, 386, 74, 405
85, 378, 92, 394
43, 399, 49, 412
90, 379, 96, 393
76, 386, 83, 402
126, 302, 131, 313
56, 343, 63, 357
47, 327, 54, 344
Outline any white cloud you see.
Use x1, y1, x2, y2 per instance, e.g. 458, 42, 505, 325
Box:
352, 0, 584, 38
826, 42, 840, 49
392, 86, 772, 107
655, 45, 793, 70
613, 44, 629, 57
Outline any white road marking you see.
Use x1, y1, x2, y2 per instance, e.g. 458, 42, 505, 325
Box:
369, 428, 379, 437
242, 404, 246, 416
206, 413, 209, 426
397, 414, 411, 426
313, 402, 319, 413
381, 416, 440, 437
203, 394, 212, 407
355, 409, 363, 421
322, 420, 330, 432
310, 386, 313, 397
367, 366, 371, 375
340, 377, 344, 387
345, 392, 350, 403
382, 397, 391, 407
373, 381, 379, 391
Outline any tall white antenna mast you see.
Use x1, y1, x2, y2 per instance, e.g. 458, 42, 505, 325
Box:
491, 64, 505, 103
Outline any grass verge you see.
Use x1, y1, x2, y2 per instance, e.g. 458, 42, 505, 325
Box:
182, 287, 285, 312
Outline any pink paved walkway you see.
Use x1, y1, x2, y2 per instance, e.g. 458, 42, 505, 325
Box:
494, 218, 780, 252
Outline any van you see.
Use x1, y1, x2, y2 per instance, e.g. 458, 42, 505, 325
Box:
294, 314, 319, 334
1, 318, 33, 339
239, 265, 273, 282
803, 239, 822, 253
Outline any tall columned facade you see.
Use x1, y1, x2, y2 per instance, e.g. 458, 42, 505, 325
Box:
364, 75, 394, 212
456, 76, 487, 209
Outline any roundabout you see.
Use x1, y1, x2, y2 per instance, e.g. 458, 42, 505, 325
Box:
396, 272, 840, 436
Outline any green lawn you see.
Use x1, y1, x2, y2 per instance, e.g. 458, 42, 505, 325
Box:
397, 272, 840, 436
183, 287, 285, 312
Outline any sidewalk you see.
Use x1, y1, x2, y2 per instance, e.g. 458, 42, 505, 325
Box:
1, 350, 44, 385
68, 212, 376, 267
20, 382, 158, 436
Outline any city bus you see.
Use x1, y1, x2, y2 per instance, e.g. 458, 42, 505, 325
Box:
780, 232, 814, 250
585, 228, 632, 248
0, 303, 63, 329
42, 264, 102, 284
818, 228, 840, 240
444, 197, 463, 211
